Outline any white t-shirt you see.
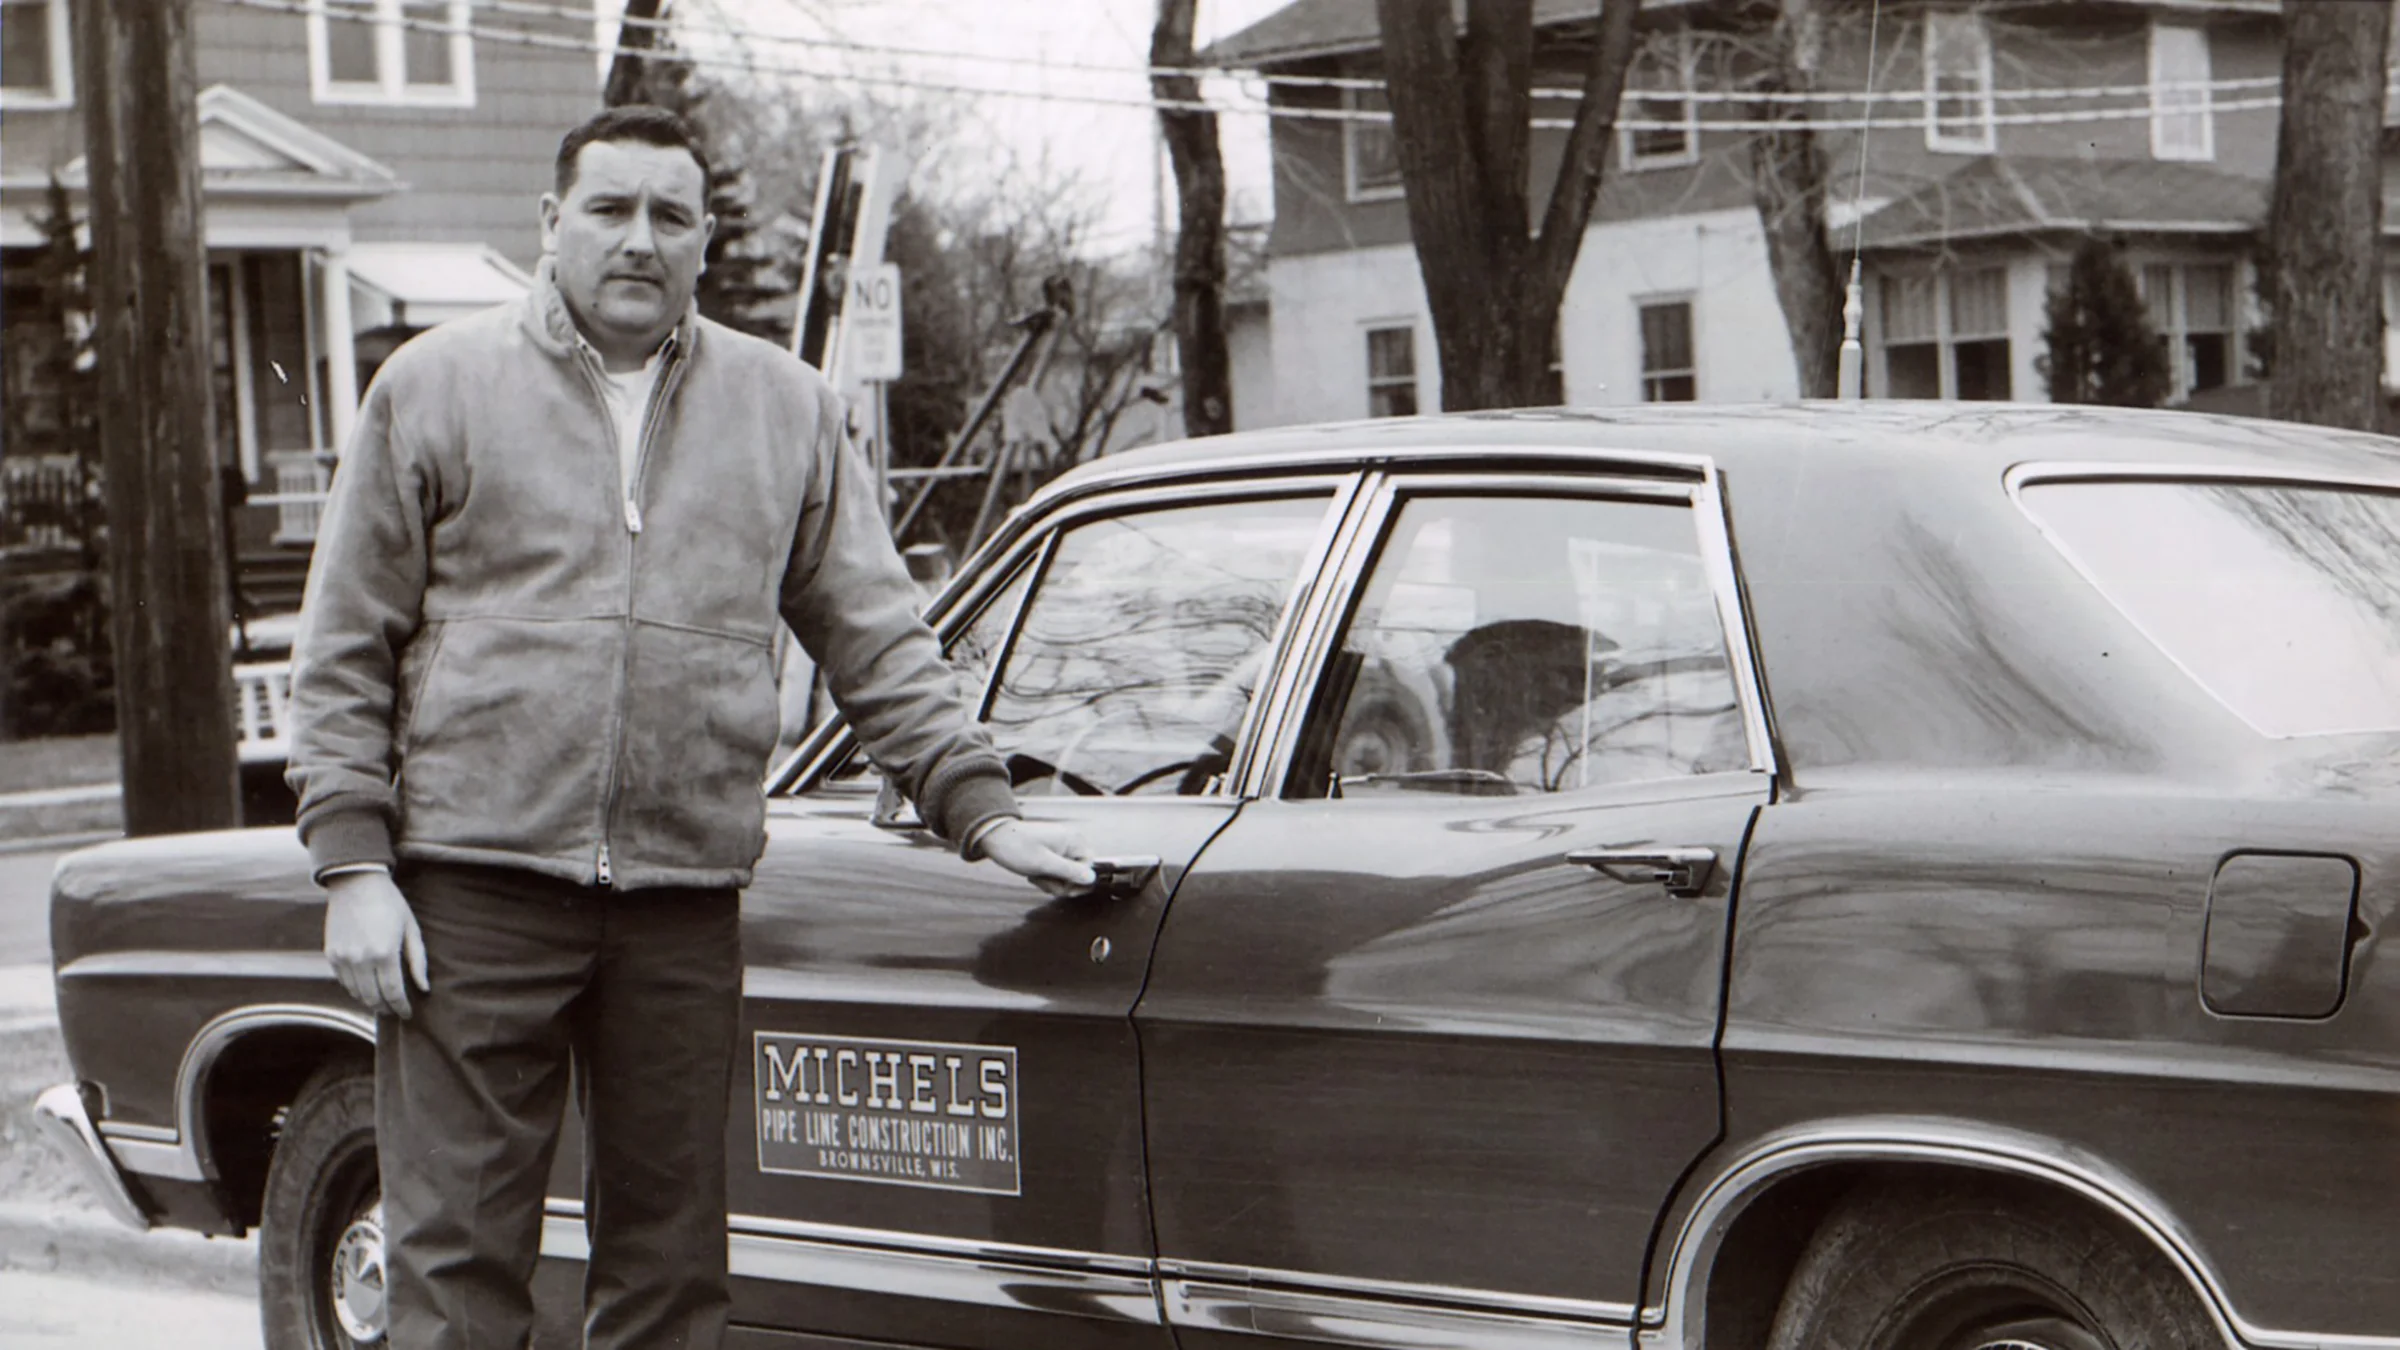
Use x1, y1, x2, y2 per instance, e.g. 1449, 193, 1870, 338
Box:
590, 347, 666, 496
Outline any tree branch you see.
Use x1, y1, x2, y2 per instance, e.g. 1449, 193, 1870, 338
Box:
1531, 0, 1639, 297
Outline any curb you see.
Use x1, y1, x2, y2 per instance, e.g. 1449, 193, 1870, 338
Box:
0, 831, 118, 858
0, 1200, 257, 1297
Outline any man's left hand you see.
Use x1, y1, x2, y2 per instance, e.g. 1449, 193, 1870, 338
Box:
978, 819, 1097, 896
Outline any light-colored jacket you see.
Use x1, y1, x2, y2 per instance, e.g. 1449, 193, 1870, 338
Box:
286, 270, 1014, 889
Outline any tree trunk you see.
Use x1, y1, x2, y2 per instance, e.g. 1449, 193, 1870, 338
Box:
73, 0, 240, 834
604, 0, 669, 107
1152, 0, 1233, 437
1376, 0, 1638, 411
1749, 0, 1844, 399
2266, 0, 2389, 430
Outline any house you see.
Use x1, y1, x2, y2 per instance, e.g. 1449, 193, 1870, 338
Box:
1205, 0, 2313, 425
1, 0, 598, 607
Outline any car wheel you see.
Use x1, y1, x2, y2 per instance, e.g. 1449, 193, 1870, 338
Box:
1763, 1178, 2219, 1350
259, 1061, 386, 1350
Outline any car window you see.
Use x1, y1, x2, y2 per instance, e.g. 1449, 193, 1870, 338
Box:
823, 558, 1034, 785
984, 495, 1333, 796
1295, 493, 1748, 797
2019, 479, 2400, 737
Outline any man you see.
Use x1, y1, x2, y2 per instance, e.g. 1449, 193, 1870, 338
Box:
286, 105, 1092, 1349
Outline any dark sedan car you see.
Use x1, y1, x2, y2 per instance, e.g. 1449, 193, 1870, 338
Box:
36, 403, 2400, 1350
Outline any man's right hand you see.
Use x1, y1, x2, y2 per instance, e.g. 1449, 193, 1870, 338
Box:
324, 870, 429, 1020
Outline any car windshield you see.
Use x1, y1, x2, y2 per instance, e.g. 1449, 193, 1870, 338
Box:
2019, 478, 2400, 738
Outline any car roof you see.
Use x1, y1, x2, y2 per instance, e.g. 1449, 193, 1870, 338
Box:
1048, 402, 2400, 499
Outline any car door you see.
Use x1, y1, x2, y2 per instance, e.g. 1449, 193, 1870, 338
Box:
720, 478, 1355, 1349
1136, 466, 1776, 1346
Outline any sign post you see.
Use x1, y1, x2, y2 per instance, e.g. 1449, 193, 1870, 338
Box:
845, 262, 904, 519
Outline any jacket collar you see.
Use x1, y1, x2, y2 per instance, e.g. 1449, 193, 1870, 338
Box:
523, 256, 699, 367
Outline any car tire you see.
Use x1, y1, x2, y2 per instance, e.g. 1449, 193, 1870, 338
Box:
259, 1060, 386, 1350
1762, 1177, 2222, 1350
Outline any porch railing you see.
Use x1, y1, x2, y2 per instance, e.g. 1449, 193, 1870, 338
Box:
233, 660, 294, 765
259, 450, 331, 545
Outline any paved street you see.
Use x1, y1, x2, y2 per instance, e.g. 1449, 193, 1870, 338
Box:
1, 844, 267, 1349
0, 849, 64, 969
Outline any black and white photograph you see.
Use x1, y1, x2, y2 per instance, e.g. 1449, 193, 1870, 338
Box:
2, 0, 2398, 1347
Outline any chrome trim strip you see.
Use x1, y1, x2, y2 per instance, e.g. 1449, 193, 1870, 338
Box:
100, 1137, 200, 1182
1165, 1278, 1629, 1350
59, 949, 335, 981
153, 1002, 373, 1183
1220, 473, 1371, 798
98, 1121, 180, 1144
1653, 1119, 2400, 1350
1244, 470, 1389, 798
1157, 1259, 1638, 1325
543, 1200, 1152, 1276
1692, 467, 1781, 780
2004, 462, 2400, 496
537, 1212, 1161, 1326
1036, 442, 1714, 513
32, 1084, 152, 1231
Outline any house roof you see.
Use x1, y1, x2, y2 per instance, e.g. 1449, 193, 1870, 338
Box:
1854, 156, 2269, 250
348, 243, 533, 328
56, 85, 402, 202
1206, 0, 1618, 67
1204, 0, 2279, 68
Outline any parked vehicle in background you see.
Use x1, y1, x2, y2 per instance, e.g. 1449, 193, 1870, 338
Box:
35, 403, 2400, 1350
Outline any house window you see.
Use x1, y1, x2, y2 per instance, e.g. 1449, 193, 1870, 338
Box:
0, 0, 73, 109
1345, 85, 1403, 201
1366, 325, 1417, 417
308, 0, 474, 107
1947, 267, 2010, 399
2142, 262, 2236, 400
1878, 267, 2010, 399
1622, 31, 1698, 170
1639, 300, 1696, 402
2150, 23, 2213, 162
1923, 11, 1994, 153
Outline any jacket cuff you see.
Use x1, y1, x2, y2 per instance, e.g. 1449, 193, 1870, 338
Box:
299, 803, 397, 885
937, 775, 1021, 859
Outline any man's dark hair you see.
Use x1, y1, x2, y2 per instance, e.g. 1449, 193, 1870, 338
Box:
554, 105, 711, 195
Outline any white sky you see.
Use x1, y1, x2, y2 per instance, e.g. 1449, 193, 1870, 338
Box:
599, 0, 1294, 253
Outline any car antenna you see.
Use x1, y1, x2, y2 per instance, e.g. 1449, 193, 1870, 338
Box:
1838, 0, 1884, 401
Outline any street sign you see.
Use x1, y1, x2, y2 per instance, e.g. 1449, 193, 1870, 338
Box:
846, 262, 904, 382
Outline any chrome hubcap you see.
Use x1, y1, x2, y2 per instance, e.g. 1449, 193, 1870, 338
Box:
328, 1199, 387, 1343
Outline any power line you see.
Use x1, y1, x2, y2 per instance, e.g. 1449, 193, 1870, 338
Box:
484, 0, 2287, 107
215, 0, 2302, 133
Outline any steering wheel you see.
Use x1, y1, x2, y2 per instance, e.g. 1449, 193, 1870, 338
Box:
1113, 731, 1237, 796
1003, 751, 1108, 798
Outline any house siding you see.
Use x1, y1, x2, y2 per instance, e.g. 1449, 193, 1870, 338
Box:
0, 5, 597, 268
1260, 2, 2285, 264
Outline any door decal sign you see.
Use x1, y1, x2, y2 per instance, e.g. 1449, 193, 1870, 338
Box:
754, 1033, 1020, 1195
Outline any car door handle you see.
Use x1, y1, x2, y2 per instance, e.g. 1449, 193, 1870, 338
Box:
1565, 846, 1718, 898
1073, 856, 1161, 902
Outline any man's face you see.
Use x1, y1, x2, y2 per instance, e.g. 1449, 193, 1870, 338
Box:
539, 139, 714, 356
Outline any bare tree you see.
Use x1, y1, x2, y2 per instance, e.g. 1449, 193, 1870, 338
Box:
1152, 0, 1233, 436
2266, 0, 2389, 430
1744, 0, 1843, 398
1374, 0, 1640, 410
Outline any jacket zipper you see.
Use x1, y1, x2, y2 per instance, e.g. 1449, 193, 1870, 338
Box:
576, 337, 690, 885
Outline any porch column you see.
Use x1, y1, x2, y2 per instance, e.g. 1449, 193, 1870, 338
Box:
319, 245, 359, 451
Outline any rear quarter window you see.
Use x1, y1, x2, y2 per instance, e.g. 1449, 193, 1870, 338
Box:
2017, 478, 2400, 738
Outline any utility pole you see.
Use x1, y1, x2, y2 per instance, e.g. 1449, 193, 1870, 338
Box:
603, 0, 669, 107
74, 0, 241, 834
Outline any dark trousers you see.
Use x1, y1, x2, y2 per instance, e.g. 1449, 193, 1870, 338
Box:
377, 862, 742, 1350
